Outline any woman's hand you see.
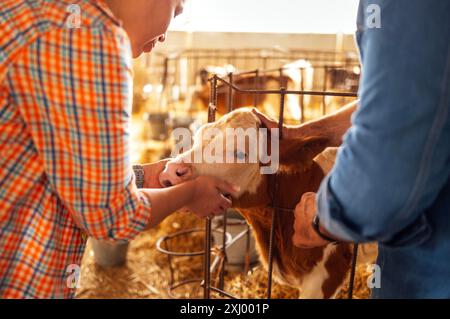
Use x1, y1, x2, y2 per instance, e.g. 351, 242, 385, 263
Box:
185, 176, 240, 218
143, 159, 171, 188
142, 175, 239, 229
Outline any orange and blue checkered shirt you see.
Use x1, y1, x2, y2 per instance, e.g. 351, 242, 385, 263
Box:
0, 0, 153, 298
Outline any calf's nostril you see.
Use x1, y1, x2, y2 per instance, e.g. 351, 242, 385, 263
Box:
162, 180, 173, 188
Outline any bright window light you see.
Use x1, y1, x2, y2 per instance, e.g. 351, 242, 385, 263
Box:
170, 0, 360, 34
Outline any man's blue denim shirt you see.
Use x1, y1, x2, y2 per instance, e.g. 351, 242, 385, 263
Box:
317, 0, 450, 298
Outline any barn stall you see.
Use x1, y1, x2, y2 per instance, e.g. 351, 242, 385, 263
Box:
76, 0, 377, 299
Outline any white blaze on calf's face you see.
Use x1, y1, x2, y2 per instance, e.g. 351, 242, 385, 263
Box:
173, 109, 265, 196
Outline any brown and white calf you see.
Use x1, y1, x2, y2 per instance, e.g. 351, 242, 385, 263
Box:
159, 107, 358, 298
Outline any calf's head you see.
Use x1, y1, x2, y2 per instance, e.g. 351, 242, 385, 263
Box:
159, 108, 330, 206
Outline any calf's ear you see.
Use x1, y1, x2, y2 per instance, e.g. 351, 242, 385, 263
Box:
278, 136, 330, 167
313, 147, 339, 174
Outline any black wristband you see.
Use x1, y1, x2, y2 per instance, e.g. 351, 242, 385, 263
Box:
312, 215, 340, 244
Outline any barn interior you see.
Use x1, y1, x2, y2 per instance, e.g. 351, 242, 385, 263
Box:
76, 0, 376, 299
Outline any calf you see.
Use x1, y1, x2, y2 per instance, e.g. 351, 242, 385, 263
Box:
192, 74, 294, 115
159, 108, 353, 298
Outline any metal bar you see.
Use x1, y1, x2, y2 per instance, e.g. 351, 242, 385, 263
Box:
156, 228, 211, 257
212, 63, 360, 79
230, 68, 262, 77
157, 227, 231, 298
214, 77, 358, 97
164, 239, 175, 286
322, 66, 329, 116
267, 88, 287, 299
267, 209, 277, 300
199, 227, 247, 291
245, 223, 251, 273
218, 210, 228, 292
278, 89, 286, 138
278, 68, 284, 87
204, 75, 218, 299
254, 69, 260, 108
202, 227, 251, 288
348, 244, 359, 299
227, 73, 234, 113
208, 76, 219, 121
300, 68, 305, 123
203, 207, 212, 298
209, 286, 239, 299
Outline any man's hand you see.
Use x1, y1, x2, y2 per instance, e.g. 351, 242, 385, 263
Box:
143, 159, 171, 188
292, 192, 330, 248
252, 102, 357, 147
252, 108, 315, 140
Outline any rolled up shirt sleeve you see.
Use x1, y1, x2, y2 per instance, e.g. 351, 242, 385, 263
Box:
317, 1, 450, 247
8, 25, 152, 241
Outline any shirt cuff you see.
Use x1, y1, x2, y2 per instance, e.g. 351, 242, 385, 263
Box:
104, 174, 152, 241
316, 174, 366, 242
316, 175, 432, 247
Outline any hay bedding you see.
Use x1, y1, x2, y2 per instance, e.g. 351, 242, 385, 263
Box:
76, 213, 371, 299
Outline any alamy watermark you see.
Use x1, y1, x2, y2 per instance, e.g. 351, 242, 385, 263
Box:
66, 264, 81, 289
366, 263, 381, 289
66, 4, 81, 29
366, 4, 381, 29
171, 127, 280, 175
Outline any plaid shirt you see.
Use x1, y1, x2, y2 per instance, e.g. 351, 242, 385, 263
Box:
0, 0, 152, 298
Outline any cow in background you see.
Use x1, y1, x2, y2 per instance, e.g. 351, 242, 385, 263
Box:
191, 60, 315, 123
